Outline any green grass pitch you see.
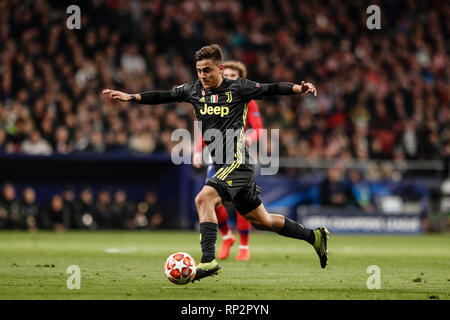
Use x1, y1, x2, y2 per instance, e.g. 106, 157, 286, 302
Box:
0, 231, 448, 300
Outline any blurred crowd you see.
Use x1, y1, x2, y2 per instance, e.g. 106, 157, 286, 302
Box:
0, 183, 164, 231
0, 0, 449, 165
319, 164, 409, 210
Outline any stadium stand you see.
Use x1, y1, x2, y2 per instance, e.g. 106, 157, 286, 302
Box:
0, 0, 448, 231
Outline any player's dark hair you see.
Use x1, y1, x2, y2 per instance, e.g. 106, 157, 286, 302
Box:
194, 44, 223, 65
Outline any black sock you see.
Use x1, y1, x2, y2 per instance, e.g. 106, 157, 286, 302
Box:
278, 217, 315, 245
199, 222, 218, 263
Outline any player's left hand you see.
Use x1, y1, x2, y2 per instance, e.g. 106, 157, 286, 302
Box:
300, 81, 317, 96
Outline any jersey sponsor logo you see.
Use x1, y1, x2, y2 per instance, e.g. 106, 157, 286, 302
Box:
210, 94, 218, 103
225, 91, 232, 103
226, 180, 232, 186
199, 97, 206, 102
199, 104, 229, 117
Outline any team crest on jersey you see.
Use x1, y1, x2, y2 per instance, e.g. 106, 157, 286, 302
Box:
210, 94, 218, 103
225, 91, 232, 102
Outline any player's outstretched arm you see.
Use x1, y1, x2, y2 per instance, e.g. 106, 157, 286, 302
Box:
265, 81, 317, 96
240, 79, 317, 101
102, 88, 182, 104
102, 89, 136, 102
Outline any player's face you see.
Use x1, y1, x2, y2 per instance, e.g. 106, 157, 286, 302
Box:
223, 68, 240, 80
196, 59, 223, 89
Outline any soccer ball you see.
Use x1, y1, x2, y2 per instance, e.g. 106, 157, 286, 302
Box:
164, 252, 196, 285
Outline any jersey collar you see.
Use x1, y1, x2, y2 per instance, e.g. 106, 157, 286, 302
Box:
203, 78, 228, 94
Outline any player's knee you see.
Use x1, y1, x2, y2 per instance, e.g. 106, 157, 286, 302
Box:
194, 189, 215, 209
194, 193, 206, 209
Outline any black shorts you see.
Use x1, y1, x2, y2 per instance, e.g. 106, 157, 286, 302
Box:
206, 163, 262, 215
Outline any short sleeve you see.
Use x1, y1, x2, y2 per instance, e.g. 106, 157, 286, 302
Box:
238, 78, 269, 101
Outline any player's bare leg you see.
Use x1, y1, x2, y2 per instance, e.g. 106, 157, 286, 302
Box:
244, 203, 329, 268
195, 185, 221, 224
242, 203, 285, 232
192, 186, 222, 282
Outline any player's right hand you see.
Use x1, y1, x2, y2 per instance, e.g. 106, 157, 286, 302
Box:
102, 89, 131, 102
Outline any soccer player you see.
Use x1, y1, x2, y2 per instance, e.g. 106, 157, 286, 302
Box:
192, 60, 262, 261
102, 44, 329, 282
